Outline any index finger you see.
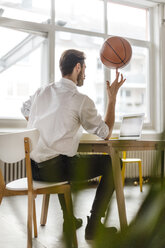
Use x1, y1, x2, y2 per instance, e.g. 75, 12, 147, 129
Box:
116, 68, 119, 79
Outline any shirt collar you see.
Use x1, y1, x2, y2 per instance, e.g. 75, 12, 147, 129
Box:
58, 77, 77, 90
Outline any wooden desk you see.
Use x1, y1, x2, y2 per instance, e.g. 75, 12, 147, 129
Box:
78, 139, 165, 230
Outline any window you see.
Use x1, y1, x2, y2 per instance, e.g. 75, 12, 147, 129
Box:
112, 46, 149, 121
107, 2, 149, 40
0, 27, 47, 119
0, 0, 162, 133
54, 1, 151, 124
55, 0, 104, 33
0, 0, 51, 23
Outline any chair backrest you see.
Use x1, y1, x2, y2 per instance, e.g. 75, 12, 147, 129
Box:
122, 151, 127, 159
0, 129, 39, 163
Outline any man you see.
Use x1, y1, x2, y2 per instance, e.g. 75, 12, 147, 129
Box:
21, 49, 126, 240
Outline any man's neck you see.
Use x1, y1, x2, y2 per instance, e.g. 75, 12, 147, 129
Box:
63, 75, 77, 85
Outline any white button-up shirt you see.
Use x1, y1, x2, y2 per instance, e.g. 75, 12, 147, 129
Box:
21, 78, 109, 162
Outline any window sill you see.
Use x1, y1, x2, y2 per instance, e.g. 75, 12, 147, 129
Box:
0, 119, 27, 133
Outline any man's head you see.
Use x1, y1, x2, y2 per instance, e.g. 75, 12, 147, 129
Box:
59, 49, 86, 86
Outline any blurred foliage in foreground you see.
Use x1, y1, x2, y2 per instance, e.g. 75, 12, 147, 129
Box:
94, 179, 165, 248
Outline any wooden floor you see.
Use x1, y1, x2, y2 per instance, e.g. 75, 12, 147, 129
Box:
0, 183, 149, 248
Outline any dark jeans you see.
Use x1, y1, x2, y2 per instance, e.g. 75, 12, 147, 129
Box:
31, 154, 114, 219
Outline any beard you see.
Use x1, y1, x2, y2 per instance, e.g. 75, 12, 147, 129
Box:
77, 70, 84, 87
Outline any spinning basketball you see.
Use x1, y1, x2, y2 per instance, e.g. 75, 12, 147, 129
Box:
100, 36, 132, 69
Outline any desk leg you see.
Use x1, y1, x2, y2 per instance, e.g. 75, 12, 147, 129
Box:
161, 150, 164, 180
110, 147, 128, 230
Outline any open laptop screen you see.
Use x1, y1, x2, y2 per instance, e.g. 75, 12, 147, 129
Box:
119, 114, 144, 139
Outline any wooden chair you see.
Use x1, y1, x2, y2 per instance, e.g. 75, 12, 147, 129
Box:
0, 129, 77, 248
121, 151, 143, 192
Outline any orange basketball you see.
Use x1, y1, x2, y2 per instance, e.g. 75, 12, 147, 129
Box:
100, 36, 132, 69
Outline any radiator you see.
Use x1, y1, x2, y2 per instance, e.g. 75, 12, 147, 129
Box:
0, 159, 26, 184
0, 151, 162, 184
121, 150, 161, 179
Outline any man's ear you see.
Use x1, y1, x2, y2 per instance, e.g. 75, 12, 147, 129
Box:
75, 63, 81, 73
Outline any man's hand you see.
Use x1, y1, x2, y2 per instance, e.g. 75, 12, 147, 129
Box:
106, 69, 126, 102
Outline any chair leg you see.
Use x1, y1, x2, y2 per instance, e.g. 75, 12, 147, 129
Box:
40, 194, 50, 226
138, 161, 143, 192
121, 163, 126, 187
33, 197, 38, 237
0, 169, 5, 204
0, 193, 3, 205
27, 192, 33, 248
64, 186, 78, 248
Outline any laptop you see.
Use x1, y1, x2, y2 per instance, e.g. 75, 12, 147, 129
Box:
119, 113, 144, 140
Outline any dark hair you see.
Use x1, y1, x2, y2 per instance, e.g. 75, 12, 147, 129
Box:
59, 49, 86, 76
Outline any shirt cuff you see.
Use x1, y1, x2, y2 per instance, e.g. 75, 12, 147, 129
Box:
96, 121, 109, 139
21, 100, 31, 117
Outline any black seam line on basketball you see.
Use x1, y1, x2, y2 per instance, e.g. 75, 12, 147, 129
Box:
102, 54, 123, 64
105, 40, 126, 65
118, 38, 127, 62
102, 55, 131, 67
106, 40, 125, 64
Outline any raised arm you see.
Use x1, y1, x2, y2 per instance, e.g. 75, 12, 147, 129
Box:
104, 69, 126, 139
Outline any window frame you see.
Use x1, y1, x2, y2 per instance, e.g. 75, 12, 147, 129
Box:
0, 0, 163, 135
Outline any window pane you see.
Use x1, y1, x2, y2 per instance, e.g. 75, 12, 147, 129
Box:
107, 2, 149, 41
0, 0, 50, 23
0, 27, 47, 118
55, 32, 105, 116
111, 46, 149, 121
55, 0, 104, 33
0, 27, 27, 58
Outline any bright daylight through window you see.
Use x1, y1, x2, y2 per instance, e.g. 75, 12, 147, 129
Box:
0, 0, 150, 125
0, 27, 47, 118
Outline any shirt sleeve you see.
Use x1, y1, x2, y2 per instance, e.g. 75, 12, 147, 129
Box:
21, 88, 41, 118
79, 96, 109, 139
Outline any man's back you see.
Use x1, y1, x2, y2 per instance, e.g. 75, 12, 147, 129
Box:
28, 78, 85, 162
